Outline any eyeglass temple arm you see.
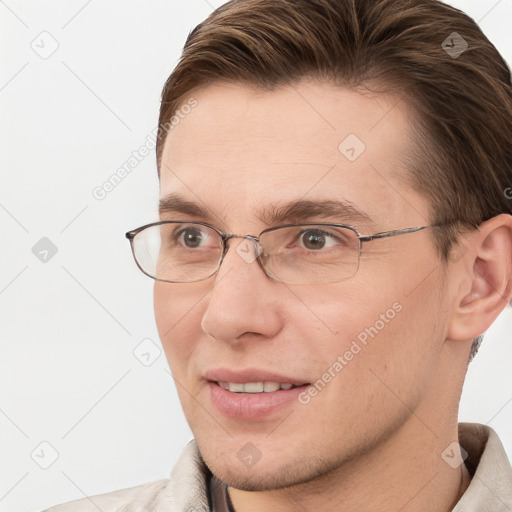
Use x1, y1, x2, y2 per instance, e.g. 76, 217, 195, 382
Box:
358, 226, 431, 243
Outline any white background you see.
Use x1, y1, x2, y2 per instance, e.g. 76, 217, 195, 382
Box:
1, 1, 511, 510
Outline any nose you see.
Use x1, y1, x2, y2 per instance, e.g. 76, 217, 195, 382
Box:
200, 237, 283, 344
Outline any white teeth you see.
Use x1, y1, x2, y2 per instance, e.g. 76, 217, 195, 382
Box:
227, 382, 244, 392
263, 382, 280, 392
244, 382, 264, 393
218, 381, 298, 393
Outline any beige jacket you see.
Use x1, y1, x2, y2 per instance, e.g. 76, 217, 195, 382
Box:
44, 423, 512, 511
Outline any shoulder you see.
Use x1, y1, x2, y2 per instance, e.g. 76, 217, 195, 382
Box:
42, 479, 171, 511
43, 440, 212, 511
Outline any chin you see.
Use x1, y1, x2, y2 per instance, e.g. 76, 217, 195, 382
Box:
201, 441, 345, 492
207, 461, 309, 492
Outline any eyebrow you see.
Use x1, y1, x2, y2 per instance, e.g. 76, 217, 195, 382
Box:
159, 193, 373, 227
159, 193, 214, 219
261, 198, 373, 226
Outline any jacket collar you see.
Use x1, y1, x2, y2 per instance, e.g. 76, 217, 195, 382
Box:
453, 423, 512, 511
155, 439, 211, 510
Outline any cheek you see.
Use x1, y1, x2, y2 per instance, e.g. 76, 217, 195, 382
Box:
290, 267, 447, 396
153, 282, 207, 374
286, 281, 446, 453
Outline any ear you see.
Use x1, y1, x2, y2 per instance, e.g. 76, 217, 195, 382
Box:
447, 214, 512, 341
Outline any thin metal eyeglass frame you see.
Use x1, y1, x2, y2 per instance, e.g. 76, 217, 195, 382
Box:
125, 220, 438, 284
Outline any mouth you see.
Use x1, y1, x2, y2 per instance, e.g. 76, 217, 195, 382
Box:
203, 368, 311, 418
215, 381, 309, 393
207, 380, 311, 419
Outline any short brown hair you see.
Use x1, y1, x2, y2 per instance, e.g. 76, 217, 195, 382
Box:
156, 0, 512, 259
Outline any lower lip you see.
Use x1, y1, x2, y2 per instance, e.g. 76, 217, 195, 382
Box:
207, 381, 309, 420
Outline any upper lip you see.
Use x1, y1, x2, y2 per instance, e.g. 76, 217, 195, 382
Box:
204, 368, 310, 385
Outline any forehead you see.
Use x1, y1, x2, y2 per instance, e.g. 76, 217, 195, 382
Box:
159, 81, 429, 230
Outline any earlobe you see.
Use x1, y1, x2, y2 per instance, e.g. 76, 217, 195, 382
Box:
447, 214, 512, 342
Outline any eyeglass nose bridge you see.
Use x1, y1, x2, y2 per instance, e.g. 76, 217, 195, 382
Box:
221, 233, 261, 253
218, 233, 266, 269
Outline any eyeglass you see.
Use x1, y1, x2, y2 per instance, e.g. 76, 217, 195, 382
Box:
125, 220, 439, 285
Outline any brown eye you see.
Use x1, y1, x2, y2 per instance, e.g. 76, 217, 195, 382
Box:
300, 230, 327, 250
179, 227, 204, 248
297, 229, 342, 251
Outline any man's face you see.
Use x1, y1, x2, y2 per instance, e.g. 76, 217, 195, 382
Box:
155, 81, 450, 490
